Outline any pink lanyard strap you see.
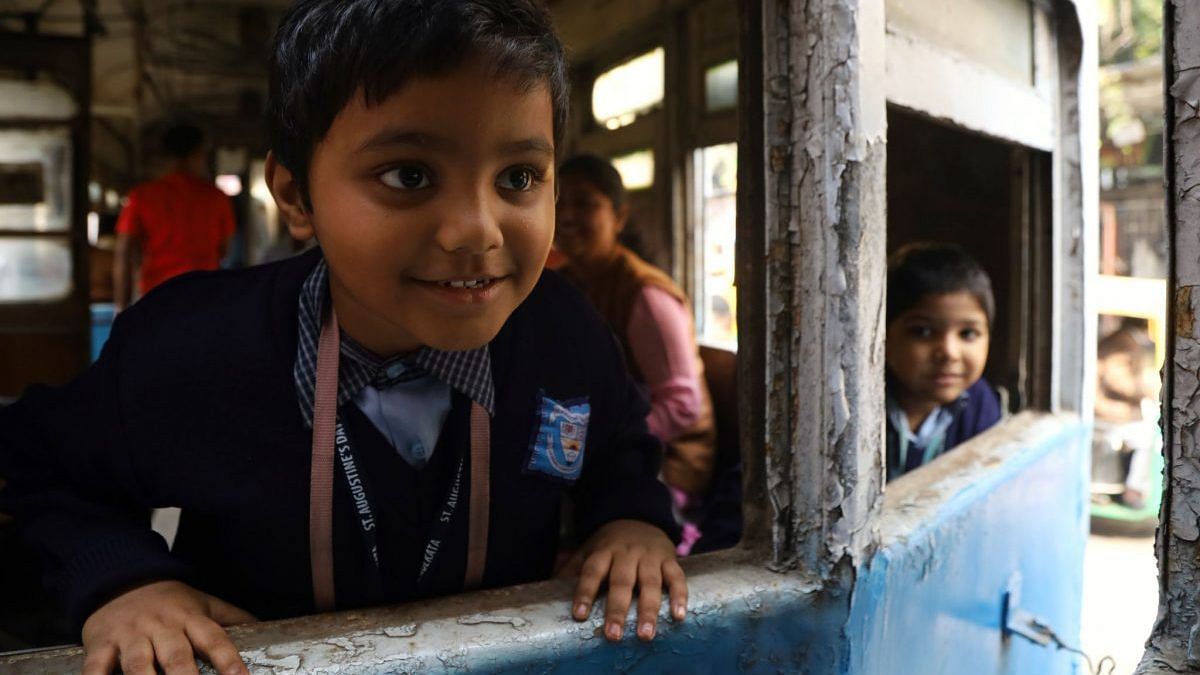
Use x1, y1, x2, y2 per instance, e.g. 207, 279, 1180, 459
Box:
309, 305, 491, 612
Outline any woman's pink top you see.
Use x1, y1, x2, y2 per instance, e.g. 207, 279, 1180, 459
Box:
626, 286, 703, 442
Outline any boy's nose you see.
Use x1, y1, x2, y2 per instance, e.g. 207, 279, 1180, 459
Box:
436, 193, 504, 254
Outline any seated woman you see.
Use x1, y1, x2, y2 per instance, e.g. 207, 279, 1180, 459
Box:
554, 155, 716, 554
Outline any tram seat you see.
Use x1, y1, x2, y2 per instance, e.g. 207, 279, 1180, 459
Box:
692, 345, 743, 554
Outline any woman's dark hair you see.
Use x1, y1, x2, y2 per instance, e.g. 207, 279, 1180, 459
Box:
268, 0, 569, 205
558, 154, 626, 211
161, 124, 205, 159
887, 242, 995, 325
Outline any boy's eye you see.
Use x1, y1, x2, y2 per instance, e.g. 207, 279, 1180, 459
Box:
497, 167, 538, 192
380, 166, 431, 190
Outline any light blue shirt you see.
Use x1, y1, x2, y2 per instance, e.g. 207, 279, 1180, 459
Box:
886, 396, 956, 472
353, 361, 452, 469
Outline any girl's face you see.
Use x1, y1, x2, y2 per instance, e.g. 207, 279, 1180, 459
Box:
554, 173, 627, 267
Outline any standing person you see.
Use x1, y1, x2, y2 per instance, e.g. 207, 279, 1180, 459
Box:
113, 123, 235, 310
0, 2, 686, 672
884, 242, 1004, 481
555, 154, 716, 554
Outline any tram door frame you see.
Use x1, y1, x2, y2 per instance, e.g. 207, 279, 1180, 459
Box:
0, 32, 92, 400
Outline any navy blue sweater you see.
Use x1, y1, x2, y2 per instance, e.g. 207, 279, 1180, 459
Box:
885, 378, 1003, 480
0, 249, 678, 628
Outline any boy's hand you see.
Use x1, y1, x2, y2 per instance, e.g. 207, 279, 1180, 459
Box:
81, 580, 255, 675
569, 519, 687, 642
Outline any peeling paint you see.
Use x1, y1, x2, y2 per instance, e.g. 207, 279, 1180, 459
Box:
1137, 1, 1200, 672
0, 552, 841, 674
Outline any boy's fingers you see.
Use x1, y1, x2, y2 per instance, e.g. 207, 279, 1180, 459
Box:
635, 560, 663, 641
81, 642, 118, 675
118, 636, 158, 675
663, 559, 688, 621
149, 629, 200, 675
207, 596, 257, 626
186, 619, 249, 675
572, 551, 612, 621
603, 554, 638, 642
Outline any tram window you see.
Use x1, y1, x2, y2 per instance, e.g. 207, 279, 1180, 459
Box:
611, 149, 655, 190
704, 60, 738, 113
887, 105, 1051, 415
0, 129, 73, 233
0, 238, 73, 303
0, 164, 43, 205
695, 142, 737, 349
591, 47, 665, 130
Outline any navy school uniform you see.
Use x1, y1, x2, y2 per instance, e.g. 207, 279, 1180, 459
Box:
0, 248, 679, 628
884, 377, 1003, 481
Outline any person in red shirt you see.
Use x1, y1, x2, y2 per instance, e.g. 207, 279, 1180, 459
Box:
114, 124, 235, 310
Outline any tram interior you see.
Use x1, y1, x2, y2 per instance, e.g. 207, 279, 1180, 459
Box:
0, 0, 1101, 667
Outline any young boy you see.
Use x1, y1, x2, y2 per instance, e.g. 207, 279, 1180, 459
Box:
884, 243, 1003, 481
0, 1, 686, 672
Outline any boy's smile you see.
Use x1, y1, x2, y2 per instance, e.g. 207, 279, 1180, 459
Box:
885, 291, 990, 425
268, 58, 556, 356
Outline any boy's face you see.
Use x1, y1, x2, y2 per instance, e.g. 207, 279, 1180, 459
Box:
270, 58, 555, 355
885, 291, 990, 409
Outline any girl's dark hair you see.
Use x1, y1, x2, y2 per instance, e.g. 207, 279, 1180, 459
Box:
887, 242, 995, 325
268, 0, 569, 204
558, 154, 626, 210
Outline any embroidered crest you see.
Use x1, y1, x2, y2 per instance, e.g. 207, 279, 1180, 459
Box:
526, 392, 590, 481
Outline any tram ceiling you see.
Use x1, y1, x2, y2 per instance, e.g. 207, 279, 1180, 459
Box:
0, 0, 288, 186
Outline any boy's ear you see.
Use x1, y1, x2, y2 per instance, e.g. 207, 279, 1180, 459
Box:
615, 203, 630, 234
264, 151, 315, 242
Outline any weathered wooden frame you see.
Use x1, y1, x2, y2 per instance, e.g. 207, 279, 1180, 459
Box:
1135, 1, 1200, 672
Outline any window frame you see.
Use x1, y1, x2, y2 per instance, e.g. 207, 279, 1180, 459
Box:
1136, 1, 1200, 671
0, 0, 1102, 667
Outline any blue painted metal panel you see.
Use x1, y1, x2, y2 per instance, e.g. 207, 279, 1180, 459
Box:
90, 302, 114, 362
848, 420, 1090, 675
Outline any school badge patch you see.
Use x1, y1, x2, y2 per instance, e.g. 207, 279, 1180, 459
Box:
526, 391, 590, 482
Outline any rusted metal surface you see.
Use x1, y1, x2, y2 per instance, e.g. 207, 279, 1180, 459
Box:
1135, 1, 1200, 672
741, 0, 886, 575
0, 550, 839, 674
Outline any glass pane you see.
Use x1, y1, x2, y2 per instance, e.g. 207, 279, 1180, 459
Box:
695, 143, 738, 349
0, 77, 77, 120
592, 48, 665, 130
705, 60, 738, 112
0, 128, 73, 232
611, 149, 654, 190
0, 237, 73, 303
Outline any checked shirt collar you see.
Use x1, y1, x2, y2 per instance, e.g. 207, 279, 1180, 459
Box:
294, 256, 495, 428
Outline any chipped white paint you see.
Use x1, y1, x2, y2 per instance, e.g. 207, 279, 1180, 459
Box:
0, 551, 824, 674
1136, 1, 1200, 672
752, 0, 887, 576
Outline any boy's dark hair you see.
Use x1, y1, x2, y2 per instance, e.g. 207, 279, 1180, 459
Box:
887, 242, 995, 325
268, 0, 569, 206
559, 154, 626, 210
161, 124, 205, 159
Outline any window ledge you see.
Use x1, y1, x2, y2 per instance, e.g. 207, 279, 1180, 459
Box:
0, 548, 837, 673
878, 410, 1085, 547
